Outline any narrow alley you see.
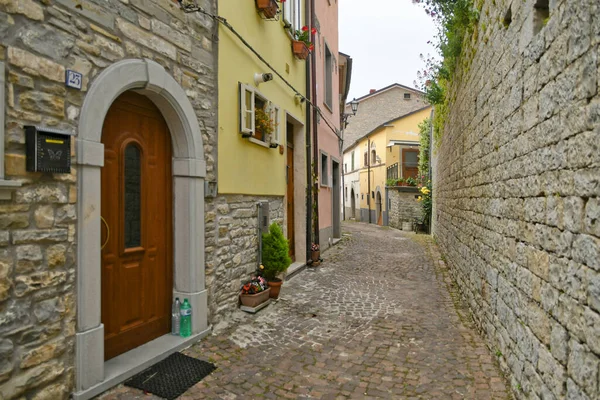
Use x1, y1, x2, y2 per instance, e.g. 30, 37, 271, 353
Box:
103, 222, 510, 399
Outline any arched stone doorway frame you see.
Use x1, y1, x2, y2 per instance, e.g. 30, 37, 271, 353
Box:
74, 59, 209, 398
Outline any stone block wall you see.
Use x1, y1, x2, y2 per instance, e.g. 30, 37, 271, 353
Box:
433, 0, 599, 398
205, 195, 283, 323
387, 187, 421, 229
0, 0, 217, 398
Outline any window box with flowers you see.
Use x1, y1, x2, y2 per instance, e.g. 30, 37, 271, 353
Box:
255, 0, 280, 19
310, 243, 320, 264
292, 26, 315, 60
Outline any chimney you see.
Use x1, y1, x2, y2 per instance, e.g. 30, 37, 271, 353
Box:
369, 89, 376, 94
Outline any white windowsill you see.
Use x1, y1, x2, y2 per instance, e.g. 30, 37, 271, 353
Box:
248, 137, 271, 148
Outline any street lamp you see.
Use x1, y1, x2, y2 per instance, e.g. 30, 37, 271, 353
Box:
342, 98, 359, 128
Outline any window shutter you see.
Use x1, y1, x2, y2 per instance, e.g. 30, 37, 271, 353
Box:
283, 1, 293, 27
239, 83, 254, 136
294, 0, 302, 30
271, 104, 281, 146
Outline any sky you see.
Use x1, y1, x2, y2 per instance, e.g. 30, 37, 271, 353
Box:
339, 0, 438, 101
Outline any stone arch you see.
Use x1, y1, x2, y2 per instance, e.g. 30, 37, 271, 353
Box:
74, 59, 209, 398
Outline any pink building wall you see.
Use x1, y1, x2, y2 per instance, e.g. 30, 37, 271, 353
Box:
314, 0, 341, 247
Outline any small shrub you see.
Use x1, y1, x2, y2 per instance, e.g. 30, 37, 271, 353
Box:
261, 222, 292, 281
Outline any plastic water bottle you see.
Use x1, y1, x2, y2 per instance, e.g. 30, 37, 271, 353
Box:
171, 297, 181, 335
180, 299, 192, 338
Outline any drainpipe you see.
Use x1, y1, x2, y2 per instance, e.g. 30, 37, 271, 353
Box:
310, 0, 320, 245
341, 128, 345, 221
367, 136, 371, 224
305, 0, 313, 262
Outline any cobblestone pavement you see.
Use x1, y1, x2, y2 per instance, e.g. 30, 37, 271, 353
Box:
100, 222, 511, 399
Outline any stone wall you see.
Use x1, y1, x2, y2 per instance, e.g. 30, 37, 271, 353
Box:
205, 195, 283, 323
387, 187, 421, 229
342, 86, 426, 151
433, 0, 600, 398
0, 0, 217, 398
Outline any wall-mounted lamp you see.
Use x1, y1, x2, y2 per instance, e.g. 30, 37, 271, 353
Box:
341, 98, 360, 128
254, 72, 274, 85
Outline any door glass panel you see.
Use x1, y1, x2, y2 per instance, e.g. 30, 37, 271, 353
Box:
404, 151, 418, 167
124, 144, 141, 248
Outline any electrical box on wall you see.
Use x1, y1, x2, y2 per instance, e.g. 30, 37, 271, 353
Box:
25, 126, 74, 173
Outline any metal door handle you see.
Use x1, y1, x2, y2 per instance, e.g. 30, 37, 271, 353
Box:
101, 216, 110, 250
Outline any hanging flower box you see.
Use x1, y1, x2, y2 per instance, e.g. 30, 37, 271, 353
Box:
256, 0, 279, 18
292, 40, 309, 60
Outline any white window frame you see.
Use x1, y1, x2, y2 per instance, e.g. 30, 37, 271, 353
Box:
324, 43, 333, 110
239, 82, 281, 148
283, 0, 302, 31
239, 83, 255, 136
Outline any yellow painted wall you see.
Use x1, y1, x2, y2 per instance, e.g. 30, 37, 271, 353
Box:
218, 0, 307, 195
356, 107, 431, 211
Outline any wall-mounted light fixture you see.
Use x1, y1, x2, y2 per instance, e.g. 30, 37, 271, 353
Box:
341, 98, 359, 128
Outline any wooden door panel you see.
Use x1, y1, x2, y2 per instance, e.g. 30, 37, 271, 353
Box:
101, 91, 173, 361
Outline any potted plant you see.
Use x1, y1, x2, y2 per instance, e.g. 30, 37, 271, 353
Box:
396, 177, 406, 186
292, 26, 315, 60
255, 0, 279, 18
406, 176, 418, 186
310, 242, 320, 264
239, 276, 270, 307
261, 222, 292, 298
254, 107, 278, 147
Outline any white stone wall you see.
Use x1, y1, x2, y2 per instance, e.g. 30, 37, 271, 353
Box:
0, 0, 217, 398
433, 0, 600, 398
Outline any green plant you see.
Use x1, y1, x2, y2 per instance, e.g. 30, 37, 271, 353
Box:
396, 177, 405, 186
261, 222, 292, 281
418, 118, 431, 185
293, 26, 315, 51
406, 176, 417, 186
418, 185, 432, 226
413, 0, 480, 147
386, 178, 397, 187
255, 107, 275, 138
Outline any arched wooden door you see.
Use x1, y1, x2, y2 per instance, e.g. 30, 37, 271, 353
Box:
100, 92, 173, 360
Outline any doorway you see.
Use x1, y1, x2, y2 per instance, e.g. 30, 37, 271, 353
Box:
101, 92, 173, 360
332, 160, 341, 238
376, 191, 383, 226
286, 122, 295, 261
350, 188, 356, 219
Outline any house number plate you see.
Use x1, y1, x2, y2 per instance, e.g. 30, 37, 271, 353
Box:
65, 70, 82, 90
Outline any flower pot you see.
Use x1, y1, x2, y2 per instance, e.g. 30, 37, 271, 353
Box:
256, 0, 278, 18
311, 250, 320, 263
240, 287, 271, 307
292, 40, 309, 60
267, 279, 283, 299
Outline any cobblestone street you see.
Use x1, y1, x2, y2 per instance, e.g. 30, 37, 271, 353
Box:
101, 222, 511, 399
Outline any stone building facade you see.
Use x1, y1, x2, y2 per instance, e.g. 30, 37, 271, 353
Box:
433, 0, 600, 398
386, 187, 421, 229
0, 0, 219, 399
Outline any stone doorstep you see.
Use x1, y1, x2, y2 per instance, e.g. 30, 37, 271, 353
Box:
285, 261, 307, 280
72, 327, 211, 400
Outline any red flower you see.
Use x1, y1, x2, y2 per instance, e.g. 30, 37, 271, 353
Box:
302, 26, 309, 31
308, 44, 314, 51
311, 27, 317, 34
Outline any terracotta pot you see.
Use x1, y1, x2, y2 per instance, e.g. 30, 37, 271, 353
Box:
292, 40, 309, 60
311, 250, 320, 263
267, 279, 283, 299
256, 0, 278, 18
240, 287, 271, 307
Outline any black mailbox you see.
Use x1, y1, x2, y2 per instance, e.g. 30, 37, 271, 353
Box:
25, 126, 74, 173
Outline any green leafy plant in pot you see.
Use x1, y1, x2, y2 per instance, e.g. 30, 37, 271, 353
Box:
261, 222, 292, 299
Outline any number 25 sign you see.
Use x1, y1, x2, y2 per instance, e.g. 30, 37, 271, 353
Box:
65, 70, 83, 90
